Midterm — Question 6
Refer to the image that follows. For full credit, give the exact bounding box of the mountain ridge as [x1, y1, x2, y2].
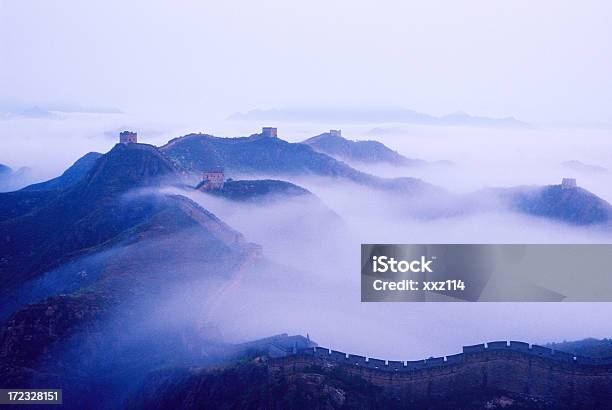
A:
[23, 152, 103, 192]
[161, 133, 437, 196]
[302, 132, 425, 166]
[204, 179, 311, 202]
[0, 142, 263, 401]
[0, 143, 250, 292]
[486, 184, 612, 226]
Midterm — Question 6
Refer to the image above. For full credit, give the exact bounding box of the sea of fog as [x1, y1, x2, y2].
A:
[2, 113, 612, 359]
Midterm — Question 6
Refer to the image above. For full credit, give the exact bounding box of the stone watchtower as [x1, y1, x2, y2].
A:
[561, 178, 577, 189]
[329, 129, 342, 137]
[120, 131, 138, 144]
[196, 168, 225, 191]
[261, 127, 278, 138]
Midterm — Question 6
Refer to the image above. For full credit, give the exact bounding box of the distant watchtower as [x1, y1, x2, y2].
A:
[262, 127, 278, 138]
[196, 168, 225, 191]
[120, 131, 138, 144]
[561, 178, 577, 189]
[329, 129, 342, 137]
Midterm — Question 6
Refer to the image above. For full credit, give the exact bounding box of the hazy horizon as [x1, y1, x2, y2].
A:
[2, 0, 612, 125]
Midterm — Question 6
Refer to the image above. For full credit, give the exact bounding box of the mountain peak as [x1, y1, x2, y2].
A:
[78, 143, 179, 198]
[493, 184, 612, 226]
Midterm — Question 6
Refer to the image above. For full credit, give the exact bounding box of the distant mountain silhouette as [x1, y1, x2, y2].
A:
[302, 132, 425, 166]
[0, 163, 33, 192]
[547, 338, 612, 358]
[0, 104, 122, 117]
[228, 108, 530, 128]
[561, 160, 608, 174]
[0, 163, 13, 192]
[19, 106, 55, 119]
[438, 111, 529, 128]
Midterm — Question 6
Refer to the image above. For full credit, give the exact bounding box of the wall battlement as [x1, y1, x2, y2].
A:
[271, 340, 612, 406]
[293, 341, 612, 372]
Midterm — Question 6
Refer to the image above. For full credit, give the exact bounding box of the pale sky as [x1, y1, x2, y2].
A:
[1, 0, 611, 124]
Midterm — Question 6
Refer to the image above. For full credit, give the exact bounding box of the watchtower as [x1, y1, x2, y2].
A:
[119, 131, 138, 144]
[262, 127, 278, 138]
[197, 168, 225, 191]
[329, 129, 342, 137]
[561, 178, 577, 189]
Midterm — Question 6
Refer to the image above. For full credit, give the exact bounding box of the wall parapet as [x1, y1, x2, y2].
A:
[287, 341, 612, 373]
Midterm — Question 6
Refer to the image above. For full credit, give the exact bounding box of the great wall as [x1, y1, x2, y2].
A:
[268, 340, 612, 407]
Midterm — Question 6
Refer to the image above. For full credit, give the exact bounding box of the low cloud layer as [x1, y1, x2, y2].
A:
[3, 114, 612, 360]
[171, 178, 612, 359]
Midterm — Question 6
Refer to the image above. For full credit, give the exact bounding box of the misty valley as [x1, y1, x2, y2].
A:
[1, 125, 612, 409]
